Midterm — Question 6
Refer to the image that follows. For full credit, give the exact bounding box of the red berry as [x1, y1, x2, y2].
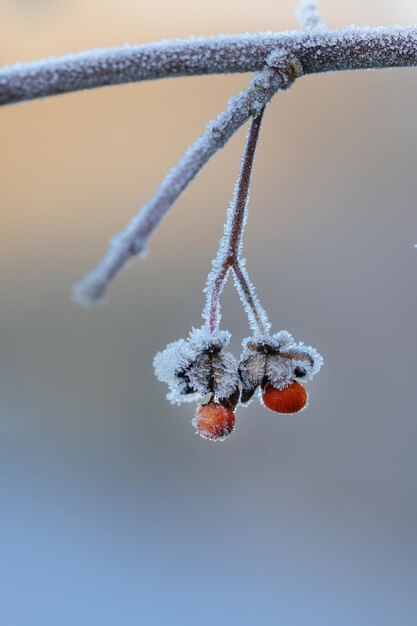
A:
[262, 381, 308, 414]
[193, 403, 236, 441]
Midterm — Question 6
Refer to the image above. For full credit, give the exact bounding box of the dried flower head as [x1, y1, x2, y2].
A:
[153, 327, 239, 407]
[238, 331, 323, 404]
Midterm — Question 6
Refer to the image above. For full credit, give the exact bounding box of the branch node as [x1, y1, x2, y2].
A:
[264, 49, 304, 85]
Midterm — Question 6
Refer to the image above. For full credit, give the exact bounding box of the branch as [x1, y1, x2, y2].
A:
[3, 24, 417, 304]
[3, 27, 417, 105]
[73, 50, 301, 304]
[296, 0, 326, 30]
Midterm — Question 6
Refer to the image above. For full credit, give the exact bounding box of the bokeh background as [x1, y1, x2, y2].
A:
[1, 1, 417, 624]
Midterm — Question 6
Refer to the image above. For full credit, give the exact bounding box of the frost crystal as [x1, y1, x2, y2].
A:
[238, 331, 323, 404]
[153, 327, 239, 406]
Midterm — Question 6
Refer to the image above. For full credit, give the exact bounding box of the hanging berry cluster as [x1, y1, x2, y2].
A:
[154, 108, 323, 441]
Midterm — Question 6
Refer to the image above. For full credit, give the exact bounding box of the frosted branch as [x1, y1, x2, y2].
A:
[3, 28, 417, 105]
[296, 1, 326, 30]
[74, 51, 301, 304]
[3, 22, 417, 304]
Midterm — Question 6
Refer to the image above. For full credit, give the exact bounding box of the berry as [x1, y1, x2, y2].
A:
[193, 402, 236, 441]
[262, 381, 308, 414]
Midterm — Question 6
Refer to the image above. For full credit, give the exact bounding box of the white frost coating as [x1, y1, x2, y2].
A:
[153, 338, 201, 404]
[73, 52, 295, 305]
[202, 112, 271, 334]
[69, 24, 417, 303]
[153, 327, 239, 405]
[201, 263, 230, 331]
[201, 123, 253, 328]
[201, 160, 250, 329]
[4, 27, 417, 106]
[242, 331, 295, 352]
[284, 341, 324, 379]
[187, 326, 231, 351]
[75, 51, 297, 305]
[239, 331, 323, 396]
[232, 260, 271, 334]
[265, 359, 294, 389]
[296, 0, 325, 31]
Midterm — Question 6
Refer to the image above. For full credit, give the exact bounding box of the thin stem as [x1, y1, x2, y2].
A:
[232, 261, 270, 335]
[227, 108, 265, 259]
[205, 108, 267, 334]
[73, 53, 299, 305]
[208, 266, 230, 334]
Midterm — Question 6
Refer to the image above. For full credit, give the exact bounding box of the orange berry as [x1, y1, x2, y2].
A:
[262, 381, 308, 414]
[193, 402, 235, 441]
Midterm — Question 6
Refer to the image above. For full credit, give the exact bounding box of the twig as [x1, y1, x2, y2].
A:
[3, 20, 417, 304]
[73, 51, 301, 304]
[3, 28, 417, 105]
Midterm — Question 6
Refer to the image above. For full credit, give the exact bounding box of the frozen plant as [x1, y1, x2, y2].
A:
[154, 109, 322, 440]
[1, 0, 416, 438]
[1, 1, 417, 302]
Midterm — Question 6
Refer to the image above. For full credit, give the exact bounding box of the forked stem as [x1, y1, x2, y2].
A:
[204, 108, 270, 334]
[232, 261, 270, 335]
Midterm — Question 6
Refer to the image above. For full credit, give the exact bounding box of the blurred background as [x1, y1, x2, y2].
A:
[1, 1, 417, 624]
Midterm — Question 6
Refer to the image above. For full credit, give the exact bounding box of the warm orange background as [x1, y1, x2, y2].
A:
[1, 1, 417, 624]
